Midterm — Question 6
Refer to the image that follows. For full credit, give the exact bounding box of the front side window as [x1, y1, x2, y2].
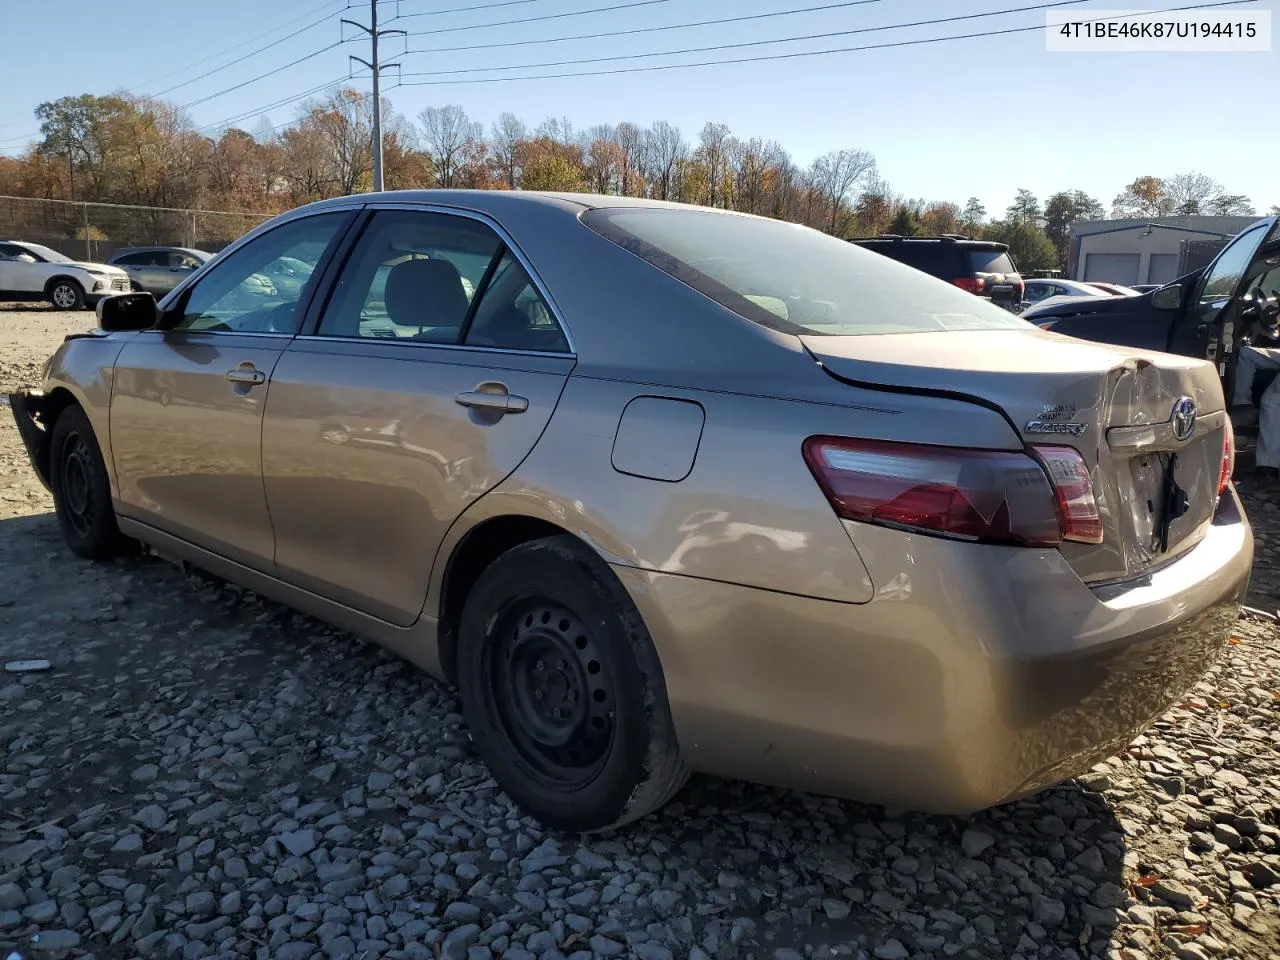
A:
[584, 208, 1029, 337]
[173, 213, 348, 334]
[1199, 223, 1271, 305]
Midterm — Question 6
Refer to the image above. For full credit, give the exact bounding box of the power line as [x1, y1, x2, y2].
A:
[134, 0, 348, 92]
[148, 5, 349, 98]
[405, 0, 895, 55]
[196, 76, 353, 134]
[399, 0, 1258, 86]
[401, 0, 1079, 76]
[397, 0, 674, 35]
[389, 0, 546, 17]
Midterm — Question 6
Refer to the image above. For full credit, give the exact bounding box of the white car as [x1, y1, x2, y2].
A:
[0, 240, 132, 310]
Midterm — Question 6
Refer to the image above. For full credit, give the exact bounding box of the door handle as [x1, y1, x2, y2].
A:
[455, 386, 528, 414]
[225, 366, 266, 385]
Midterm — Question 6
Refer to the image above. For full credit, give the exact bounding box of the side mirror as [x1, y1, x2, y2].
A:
[97, 292, 158, 332]
[1151, 285, 1183, 310]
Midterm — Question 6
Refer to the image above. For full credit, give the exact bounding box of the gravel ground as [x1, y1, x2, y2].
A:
[1, 305, 1278, 960]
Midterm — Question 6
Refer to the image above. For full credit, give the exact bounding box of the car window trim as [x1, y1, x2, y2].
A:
[456, 244, 507, 345]
[297, 200, 577, 356]
[160, 208, 361, 337]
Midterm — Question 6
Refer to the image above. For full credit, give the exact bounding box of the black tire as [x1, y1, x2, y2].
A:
[48, 405, 129, 560]
[47, 279, 85, 311]
[456, 535, 689, 832]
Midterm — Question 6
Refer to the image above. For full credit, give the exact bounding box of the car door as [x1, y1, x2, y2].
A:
[0, 243, 41, 294]
[110, 251, 156, 292]
[109, 210, 355, 571]
[1168, 218, 1280, 366]
[163, 251, 205, 294]
[262, 206, 575, 625]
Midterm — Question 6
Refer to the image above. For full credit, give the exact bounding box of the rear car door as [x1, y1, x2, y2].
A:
[262, 205, 575, 625]
[109, 211, 355, 571]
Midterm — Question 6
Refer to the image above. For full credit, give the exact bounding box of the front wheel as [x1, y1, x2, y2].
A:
[48, 280, 85, 311]
[456, 535, 689, 832]
[48, 405, 130, 560]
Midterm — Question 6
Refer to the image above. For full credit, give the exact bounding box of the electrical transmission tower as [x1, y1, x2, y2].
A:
[342, 0, 404, 192]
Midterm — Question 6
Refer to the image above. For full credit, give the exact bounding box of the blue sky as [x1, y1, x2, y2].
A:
[1, 0, 1276, 215]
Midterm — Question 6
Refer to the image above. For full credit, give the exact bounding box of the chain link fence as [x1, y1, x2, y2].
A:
[0, 195, 272, 262]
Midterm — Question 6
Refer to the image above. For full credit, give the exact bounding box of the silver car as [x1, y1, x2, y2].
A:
[9, 191, 1253, 832]
[107, 246, 212, 297]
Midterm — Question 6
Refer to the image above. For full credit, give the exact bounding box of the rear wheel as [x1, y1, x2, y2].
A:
[456, 535, 689, 832]
[49, 405, 129, 560]
[48, 280, 84, 311]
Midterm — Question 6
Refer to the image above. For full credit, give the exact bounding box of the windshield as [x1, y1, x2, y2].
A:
[17, 242, 72, 263]
[582, 208, 1030, 337]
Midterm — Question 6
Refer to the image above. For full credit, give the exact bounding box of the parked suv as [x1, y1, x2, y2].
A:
[849, 235, 1025, 309]
[0, 240, 131, 309]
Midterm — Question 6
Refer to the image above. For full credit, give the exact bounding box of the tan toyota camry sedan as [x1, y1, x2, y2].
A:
[9, 191, 1253, 832]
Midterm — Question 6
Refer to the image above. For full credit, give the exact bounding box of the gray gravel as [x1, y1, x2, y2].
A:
[2, 307, 1279, 959]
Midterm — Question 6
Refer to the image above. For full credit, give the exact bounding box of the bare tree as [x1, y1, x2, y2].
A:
[614, 122, 643, 196]
[696, 122, 731, 207]
[809, 147, 877, 234]
[643, 121, 685, 201]
[490, 112, 526, 189]
[419, 104, 482, 188]
[1164, 172, 1225, 216]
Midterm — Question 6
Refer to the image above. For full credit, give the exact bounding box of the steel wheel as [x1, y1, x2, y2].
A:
[484, 598, 615, 788]
[58, 427, 97, 540]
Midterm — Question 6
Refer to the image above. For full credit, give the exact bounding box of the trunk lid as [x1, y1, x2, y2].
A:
[803, 328, 1227, 582]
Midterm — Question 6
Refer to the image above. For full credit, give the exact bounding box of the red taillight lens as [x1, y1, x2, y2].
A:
[1036, 321, 1057, 330]
[1219, 421, 1235, 495]
[1030, 445, 1104, 544]
[953, 277, 983, 295]
[802, 437, 1065, 546]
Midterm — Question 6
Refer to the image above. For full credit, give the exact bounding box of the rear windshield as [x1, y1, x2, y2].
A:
[582, 208, 1030, 337]
[969, 249, 1017, 274]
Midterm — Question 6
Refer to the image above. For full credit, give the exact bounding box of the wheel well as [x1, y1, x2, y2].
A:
[32, 387, 80, 478]
[437, 515, 572, 684]
[43, 275, 84, 296]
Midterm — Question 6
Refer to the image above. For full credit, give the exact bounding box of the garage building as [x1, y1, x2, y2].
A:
[1068, 215, 1260, 286]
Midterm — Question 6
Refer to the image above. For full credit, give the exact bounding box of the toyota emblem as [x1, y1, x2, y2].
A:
[1171, 396, 1198, 442]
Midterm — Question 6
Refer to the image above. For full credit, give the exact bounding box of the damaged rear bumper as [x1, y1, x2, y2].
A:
[8, 387, 54, 493]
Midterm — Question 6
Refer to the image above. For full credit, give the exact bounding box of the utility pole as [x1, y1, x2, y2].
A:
[343, 0, 403, 192]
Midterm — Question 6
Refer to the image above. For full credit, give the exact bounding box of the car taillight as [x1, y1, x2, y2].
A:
[1036, 321, 1057, 330]
[1030, 445, 1104, 544]
[954, 277, 985, 295]
[1219, 421, 1235, 495]
[803, 437, 1074, 547]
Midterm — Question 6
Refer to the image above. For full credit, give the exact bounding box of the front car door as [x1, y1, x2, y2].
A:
[0, 242, 41, 295]
[1169, 218, 1280, 370]
[109, 210, 355, 570]
[262, 205, 575, 625]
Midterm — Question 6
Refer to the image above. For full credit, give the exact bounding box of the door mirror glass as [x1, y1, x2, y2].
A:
[1152, 285, 1183, 310]
[97, 292, 158, 331]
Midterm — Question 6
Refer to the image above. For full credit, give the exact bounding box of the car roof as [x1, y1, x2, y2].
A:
[112, 246, 209, 255]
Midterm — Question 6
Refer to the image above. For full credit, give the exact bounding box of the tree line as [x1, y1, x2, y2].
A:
[1, 89, 1274, 273]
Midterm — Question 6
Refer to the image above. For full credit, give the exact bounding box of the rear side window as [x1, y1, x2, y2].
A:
[969, 249, 1017, 274]
[583, 208, 1030, 337]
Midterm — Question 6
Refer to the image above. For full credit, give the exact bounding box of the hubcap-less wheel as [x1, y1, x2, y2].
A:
[486, 600, 615, 787]
[59, 429, 96, 539]
[52, 283, 78, 309]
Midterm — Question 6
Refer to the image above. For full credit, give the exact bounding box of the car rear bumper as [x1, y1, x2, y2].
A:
[8, 388, 53, 492]
[614, 488, 1252, 814]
